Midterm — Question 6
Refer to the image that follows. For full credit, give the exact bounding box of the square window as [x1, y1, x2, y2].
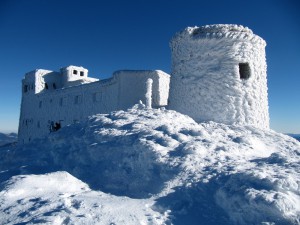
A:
[239, 63, 251, 80]
[80, 71, 84, 76]
[73, 70, 78, 75]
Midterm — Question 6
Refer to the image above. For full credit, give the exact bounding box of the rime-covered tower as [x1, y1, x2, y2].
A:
[168, 24, 269, 129]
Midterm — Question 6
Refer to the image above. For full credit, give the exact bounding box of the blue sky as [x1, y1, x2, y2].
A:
[0, 0, 299, 134]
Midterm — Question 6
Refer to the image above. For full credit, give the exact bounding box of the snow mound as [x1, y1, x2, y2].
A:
[0, 171, 166, 225]
[0, 132, 17, 147]
[1, 106, 300, 224]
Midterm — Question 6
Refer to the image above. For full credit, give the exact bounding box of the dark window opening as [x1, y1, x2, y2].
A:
[74, 95, 82, 104]
[73, 70, 78, 75]
[75, 96, 79, 104]
[24, 85, 28, 93]
[239, 63, 251, 80]
[80, 71, 84, 76]
[93, 92, 102, 102]
[49, 121, 61, 132]
[53, 83, 56, 89]
[45, 83, 49, 89]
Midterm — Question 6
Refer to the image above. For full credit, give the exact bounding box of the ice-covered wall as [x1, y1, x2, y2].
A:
[168, 24, 269, 129]
[18, 68, 170, 144]
[115, 70, 170, 109]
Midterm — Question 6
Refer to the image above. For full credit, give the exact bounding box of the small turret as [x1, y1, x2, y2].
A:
[61, 65, 89, 86]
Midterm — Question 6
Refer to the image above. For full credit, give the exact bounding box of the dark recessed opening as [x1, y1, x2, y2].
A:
[73, 70, 78, 75]
[239, 63, 251, 80]
[45, 83, 48, 89]
[80, 71, 84, 76]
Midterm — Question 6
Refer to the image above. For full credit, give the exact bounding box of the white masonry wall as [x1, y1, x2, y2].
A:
[18, 69, 170, 144]
[168, 24, 269, 129]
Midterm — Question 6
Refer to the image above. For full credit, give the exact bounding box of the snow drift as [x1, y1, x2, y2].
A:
[1, 106, 300, 224]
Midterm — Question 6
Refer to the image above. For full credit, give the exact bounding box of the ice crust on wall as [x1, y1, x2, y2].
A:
[169, 24, 269, 129]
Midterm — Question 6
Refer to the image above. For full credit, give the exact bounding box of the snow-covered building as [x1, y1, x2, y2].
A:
[18, 66, 170, 144]
[169, 24, 269, 129]
[18, 24, 269, 144]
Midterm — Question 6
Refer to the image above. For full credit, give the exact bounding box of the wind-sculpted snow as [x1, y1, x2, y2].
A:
[0, 172, 166, 224]
[1, 106, 300, 224]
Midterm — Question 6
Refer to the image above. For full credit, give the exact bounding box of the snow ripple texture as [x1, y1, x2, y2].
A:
[1, 106, 299, 224]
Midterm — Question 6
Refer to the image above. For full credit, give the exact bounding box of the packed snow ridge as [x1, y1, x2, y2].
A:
[1, 106, 300, 225]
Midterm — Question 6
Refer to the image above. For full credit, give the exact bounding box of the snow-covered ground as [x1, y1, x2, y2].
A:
[1, 106, 300, 224]
[287, 134, 300, 142]
[0, 132, 17, 147]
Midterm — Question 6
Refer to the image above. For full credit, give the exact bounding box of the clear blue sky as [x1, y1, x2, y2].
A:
[0, 0, 299, 134]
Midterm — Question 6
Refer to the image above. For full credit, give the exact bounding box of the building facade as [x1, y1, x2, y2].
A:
[18, 66, 170, 144]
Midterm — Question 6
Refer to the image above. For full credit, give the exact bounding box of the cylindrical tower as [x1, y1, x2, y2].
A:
[168, 24, 269, 129]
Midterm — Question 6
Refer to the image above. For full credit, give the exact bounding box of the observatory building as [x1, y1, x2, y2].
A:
[18, 24, 269, 144]
[18, 67, 170, 144]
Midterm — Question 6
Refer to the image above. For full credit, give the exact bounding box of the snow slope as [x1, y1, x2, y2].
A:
[1, 106, 300, 224]
[287, 134, 300, 142]
[0, 132, 17, 147]
[0, 172, 166, 224]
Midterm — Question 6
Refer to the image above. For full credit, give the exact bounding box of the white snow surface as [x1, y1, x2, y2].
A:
[1, 106, 300, 224]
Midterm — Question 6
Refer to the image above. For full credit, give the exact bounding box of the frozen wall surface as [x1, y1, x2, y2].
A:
[114, 70, 170, 109]
[18, 68, 170, 144]
[168, 24, 269, 129]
